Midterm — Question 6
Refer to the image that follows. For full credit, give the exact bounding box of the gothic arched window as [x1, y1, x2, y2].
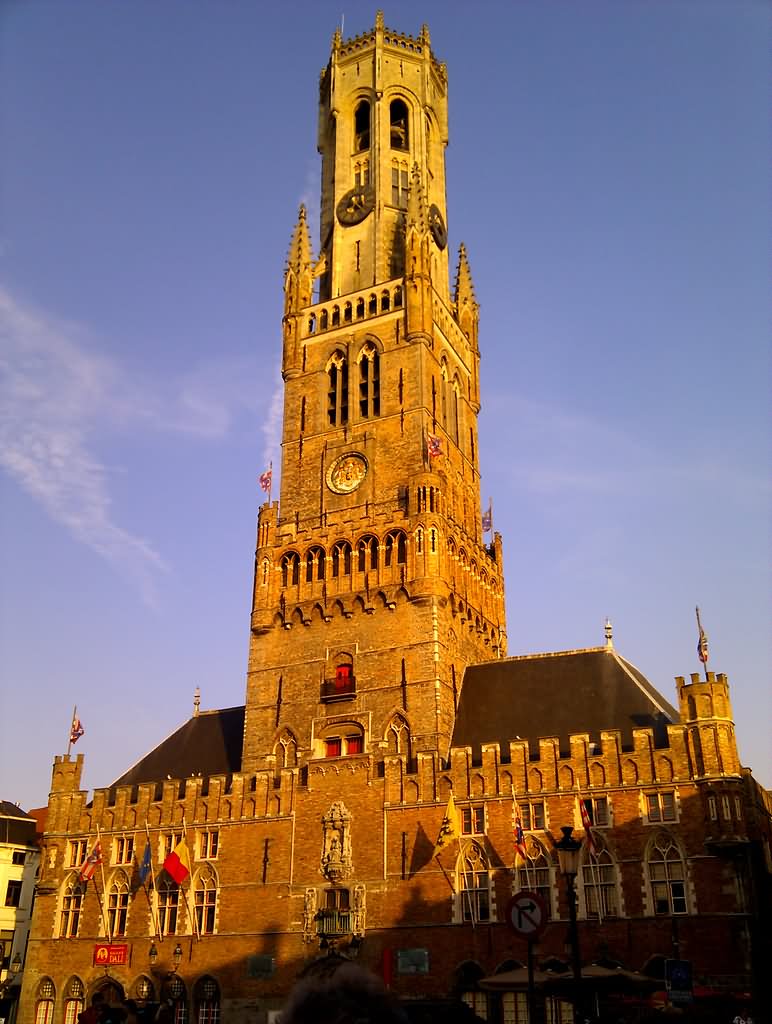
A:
[331, 541, 352, 578]
[354, 100, 370, 152]
[648, 833, 688, 915]
[327, 351, 349, 426]
[357, 535, 379, 572]
[195, 865, 218, 935]
[59, 876, 84, 938]
[305, 545, 326, 582]
[440, 358, 449, 429]
[390, 99, 409, 150]
[384, 530, 407, 568]
[386, 715, 410, 757]
[581, 845, 619, 918]
[281, 551, 300, 588]
[107, 872, 130, 936]
[157, 876, 180, 936]
[456, 843, 491, 923]
[515, 839, 554, 920]
[358, 343, 380, 419]
[63, 977, 85, 1024]
[34, 978, 56, 1024]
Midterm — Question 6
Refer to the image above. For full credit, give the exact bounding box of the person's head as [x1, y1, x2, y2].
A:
[281, 964, 407, 1024]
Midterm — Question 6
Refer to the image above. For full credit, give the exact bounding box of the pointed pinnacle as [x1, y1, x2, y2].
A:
[406, 163, 427, 233]
[287, 204, 312, 270]
[454, 242, 477, 305]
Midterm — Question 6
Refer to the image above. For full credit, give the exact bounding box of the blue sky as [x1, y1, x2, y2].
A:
[1, 0, 768, 809]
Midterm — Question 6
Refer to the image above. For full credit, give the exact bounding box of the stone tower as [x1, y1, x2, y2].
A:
[242, 13, 507, 773]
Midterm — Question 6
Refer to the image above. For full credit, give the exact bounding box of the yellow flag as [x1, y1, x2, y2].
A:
[433, 791, 461, 856]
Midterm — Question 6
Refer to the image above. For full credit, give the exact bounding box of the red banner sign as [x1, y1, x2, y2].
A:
[93, 943, 129, 966]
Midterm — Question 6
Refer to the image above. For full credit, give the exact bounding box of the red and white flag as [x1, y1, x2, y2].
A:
[70, 715, 84, 744]
[577, 796, 597, 856]
[259, 468, 272, 492]
[427, 433, 443, 459]
[79, 840, 102, 882]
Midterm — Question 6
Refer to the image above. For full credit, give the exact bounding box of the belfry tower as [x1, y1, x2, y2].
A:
[242, 13, 506, 773]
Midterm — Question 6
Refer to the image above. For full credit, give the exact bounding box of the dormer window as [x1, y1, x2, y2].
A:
[354, 100, 370, 152]
[390, 99, 409, 150]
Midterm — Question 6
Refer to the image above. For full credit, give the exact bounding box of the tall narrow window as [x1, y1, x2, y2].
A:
[357, 535, 378, 572]
[358, 343, 380, 418]
[331, 542, 352, 578]
[107, 874, 130, 936]
[390, 99, 409, 149]
[354, 100, 370, 151]
[306, 546, 326, 582]
[391, 162, 409, 208]
[515, 841, 553, 920]
[63, 978, 85, 1024]
[440, 360, 449, 428]
[281, 552, 300, 587]
[158, 878, 180, 936]
[35, 980, 56, 1024]
[327, 352, 349, 426]
[60, 877, 84, 937]
[457, 843, 491, 922]
[581, 848, 618, 918]
[648, 834, 688, 915]
[195, 976, 221, 1024]
[195, 866, 218, 935]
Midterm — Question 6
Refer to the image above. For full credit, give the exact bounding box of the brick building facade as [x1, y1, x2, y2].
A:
[19, 14, 770, 1024]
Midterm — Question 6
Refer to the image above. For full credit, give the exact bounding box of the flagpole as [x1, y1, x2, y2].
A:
[181, 819, 199, 937]
[67, 705, 77, 757]
[576, 785, 603, 923]
[434, 853, 456, 895]
[268, 460, 273, 506]
[460, 839, 477, 929]
[95, 824, 112, 942]
[144, 823, 161, 940]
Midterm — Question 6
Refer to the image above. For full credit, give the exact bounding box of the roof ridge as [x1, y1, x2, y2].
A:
[479, 646, 611, 665]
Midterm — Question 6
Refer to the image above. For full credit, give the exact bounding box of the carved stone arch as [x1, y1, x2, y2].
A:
[657, 756, 674, 782]
[528, 767, 543, 793]
[384, 712, 411, 754]
[471, 773, 485, 797]
[275, 727, 298, 769]
[559, 764, 574, 790]
[622, 758, 639, 784]
[356, 333, 384, 357]
[291, 606, 304, 626]
[103, 811, 114, 830]
[405, 779, 419, 803]
[272, 611, 284, 628]
[438, 776, 452, 801]
[312, 602, 325, 622]
[590, 762, 606, 787]
[332, 599, 346, 618]
[374, 590, 390, 609]
[353, 595, 366, 614]
[395, 586, 410, 605]
[125, 808, 136, 828]
[148, 805, 161, 827]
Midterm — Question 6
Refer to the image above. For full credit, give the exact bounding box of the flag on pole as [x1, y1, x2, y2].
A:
[163, 837, 191, 884]
[427, 433, 443, 460]
[433, 792, 461, 856]
[577, 796, 597, 856]
[137, 841, 152, 885]
[79, 840, 102, 882]
[259, 468, 273, 492]
[512, 789, 528, 861]
[696, 606, 709, 665]
[70, 715, 84, 745]
[481, 504, 492, 533]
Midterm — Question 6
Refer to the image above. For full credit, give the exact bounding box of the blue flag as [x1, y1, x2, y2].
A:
[138, 841, 152, 885]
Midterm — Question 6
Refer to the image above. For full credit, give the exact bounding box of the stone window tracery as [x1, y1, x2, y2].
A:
[59, 875, 84, 938]
[456, 842, 491, 923]
[648, 833, 688, 915]
[327, 350, 349, 426]
[358, 343, 380, 419]
[195, 865, 218, 935]
[107, 871, 130, 936]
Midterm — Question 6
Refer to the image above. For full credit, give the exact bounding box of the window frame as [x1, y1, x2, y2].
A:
[460, 805, 486, 836]
[199, 830, 219, 861]
[645, 791, 677, 824]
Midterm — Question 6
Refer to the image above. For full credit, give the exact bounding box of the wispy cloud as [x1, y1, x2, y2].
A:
[0, 287, 267, 603]
[484, 394, 769, 501]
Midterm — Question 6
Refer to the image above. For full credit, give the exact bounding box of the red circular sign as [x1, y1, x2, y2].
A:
[505, 890, 548, 938]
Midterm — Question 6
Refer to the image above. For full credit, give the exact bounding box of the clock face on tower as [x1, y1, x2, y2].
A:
[336, 187, 375, 226]
[326, 452, 368, 494]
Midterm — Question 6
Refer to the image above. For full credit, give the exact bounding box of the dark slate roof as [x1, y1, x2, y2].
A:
[0, 801, 34, 819]
[452, 647, 679, 759]
[111, 707, 245, 788]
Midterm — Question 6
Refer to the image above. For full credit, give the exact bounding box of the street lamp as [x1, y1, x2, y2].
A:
[555, 825, 584, 1023]
[10, 954, 22, 978]
[149, 942, 158, 966]
[172, 943, 183, 972]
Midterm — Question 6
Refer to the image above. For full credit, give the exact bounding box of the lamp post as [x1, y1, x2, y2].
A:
[172, 944, 183, 972]
[555, 825, 584, 1024]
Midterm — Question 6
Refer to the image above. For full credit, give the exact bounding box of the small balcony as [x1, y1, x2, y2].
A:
[320, 676, 356, 703]
[315, 908, 353, 938]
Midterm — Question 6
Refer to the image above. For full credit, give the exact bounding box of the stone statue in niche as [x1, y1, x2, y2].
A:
[302, 887, 317, 943]
[352, 883, 366, 937]
[321, 800, 353, 881]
